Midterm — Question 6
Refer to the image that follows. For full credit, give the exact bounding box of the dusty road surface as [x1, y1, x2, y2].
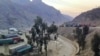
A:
[47, 35, 79, 56]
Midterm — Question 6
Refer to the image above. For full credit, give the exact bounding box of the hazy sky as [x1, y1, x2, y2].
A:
[42, 0, 100, 17]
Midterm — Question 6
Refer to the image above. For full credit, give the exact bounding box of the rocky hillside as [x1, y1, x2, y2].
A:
[0, 0, 72, 29]
[58, 27, 99, 56]
[73, 7, 100, 26]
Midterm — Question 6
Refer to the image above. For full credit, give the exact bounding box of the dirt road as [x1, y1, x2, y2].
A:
[47, 35, 79, 56]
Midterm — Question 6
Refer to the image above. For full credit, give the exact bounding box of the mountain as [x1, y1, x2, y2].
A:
[73, 7, 100, 26]
[0, 0, 72, 29]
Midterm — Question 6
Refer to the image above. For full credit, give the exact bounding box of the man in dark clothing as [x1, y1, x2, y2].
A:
[54, 33, 58, 41]
[34, 25, 40, 34]
[47, 33, 50, 41]
[38, 33, 43, 54]
[82, 25, 89, 50]
[31, 27, 36, 42]
[77, 29, 82, 47]
[44, 34, 48, 52]
[43, 34, 48, 56]
[35, 34, 40, 47]
[76, 26, 82, 44]
[75, 26, 82, 54]
[76, 26, 82, 38]
[83, 25, 89, 36]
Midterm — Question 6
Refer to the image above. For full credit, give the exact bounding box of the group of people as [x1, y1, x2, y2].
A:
[75, 25, 89, 54]
[25, 26, 51, 55]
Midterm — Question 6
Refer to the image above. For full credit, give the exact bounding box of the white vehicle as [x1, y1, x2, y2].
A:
[8, 28, 23, 35]
[8, 28, 18, 34]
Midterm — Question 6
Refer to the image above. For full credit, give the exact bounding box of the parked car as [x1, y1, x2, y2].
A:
[8, 28, 23, 35]
[5, 34, 19, 38]
[8, 28, 18, 34]
[8, 34, 24, 43]
[0, 44, 33, 56]
[0, 34, 24, 44]
[18, 31, 23, 35]
[9, 44, 33, 56]
[13, 37, 24, 44]
[0, 38, 14, 45]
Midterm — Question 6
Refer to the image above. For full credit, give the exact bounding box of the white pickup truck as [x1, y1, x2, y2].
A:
[8, 28, 22, 35]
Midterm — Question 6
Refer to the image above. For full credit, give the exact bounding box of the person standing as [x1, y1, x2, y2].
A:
[38, 33, 43, 54]
[82, 25, 89, 50]
[25, 33, 32, 45]
[44, 34, 48, 56]
[31, 27, 36, 43]
[75, 26, 82, 54]
[83, 25, 89, 36]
